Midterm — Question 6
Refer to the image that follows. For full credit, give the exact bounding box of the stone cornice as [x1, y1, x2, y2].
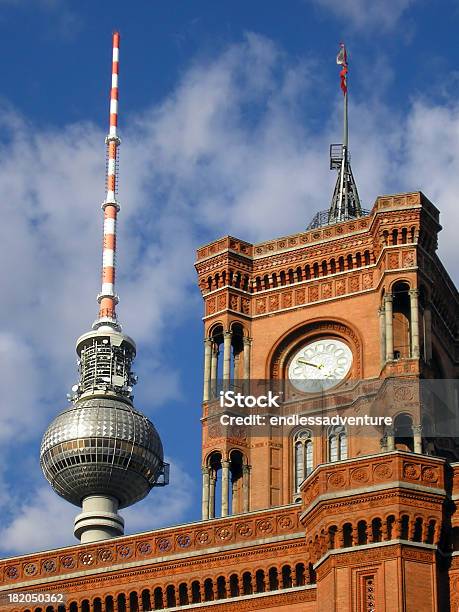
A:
[195, 192, 432, 266]
[299, 451, 446, 521]
[313, 540, 436, 570]
[301, 481, 445, 521]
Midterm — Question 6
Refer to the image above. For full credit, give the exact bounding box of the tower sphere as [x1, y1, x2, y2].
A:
[40, 397, 164, 509]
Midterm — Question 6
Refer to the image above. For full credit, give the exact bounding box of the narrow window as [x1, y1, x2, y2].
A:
[294, 430, 313, 492]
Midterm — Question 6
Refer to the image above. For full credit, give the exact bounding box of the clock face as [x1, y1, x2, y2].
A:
[288, 338, 353, 393]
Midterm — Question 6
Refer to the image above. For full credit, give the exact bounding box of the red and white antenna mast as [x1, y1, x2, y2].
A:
[94, 31, 122, 331]
[40, 32, 168, 546]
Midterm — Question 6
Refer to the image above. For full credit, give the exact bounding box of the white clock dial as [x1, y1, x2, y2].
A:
[288, 339, 353, 392]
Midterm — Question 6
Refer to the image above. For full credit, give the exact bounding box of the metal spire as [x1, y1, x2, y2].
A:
[94, 31, 121, 331]
[328, 43, 362, 224]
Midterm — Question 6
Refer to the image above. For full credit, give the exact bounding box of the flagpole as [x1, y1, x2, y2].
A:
[342, 87, 349, 218]
[328, 42, 361, 225]
[340, 45, 349, 220]
[343, 89, 348, 150]
[338, 144, 345, 221]
[337, 91, 348, 221]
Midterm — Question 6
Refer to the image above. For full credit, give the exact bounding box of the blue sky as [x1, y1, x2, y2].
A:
[0, 0, 458, 556]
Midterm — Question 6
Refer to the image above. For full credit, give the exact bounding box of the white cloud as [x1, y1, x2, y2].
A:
[308, 0, 415, 30]
[0, 33, 458, 554]
[0, 487, 76, 554]
[395, 101, 459, 266]
[0, 459, 195, 555]
[0, 333, 46, 442]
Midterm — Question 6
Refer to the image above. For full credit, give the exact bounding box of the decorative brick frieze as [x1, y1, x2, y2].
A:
[300, 452, 445, 511]
[196, 193, 451, 340]
[0, 506, 303, 588]
[197, 237, 254, 262]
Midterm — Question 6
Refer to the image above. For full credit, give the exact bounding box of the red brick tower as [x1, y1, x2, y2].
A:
[195, 189, 459, 609]
[194, 47, 459, 610]
[195, 43, 458, 526]
[196, 189, 458, 511]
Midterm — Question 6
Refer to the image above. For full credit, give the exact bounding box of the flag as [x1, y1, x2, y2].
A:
[336, 43, 348, 96]
[336, 43, 347, 66]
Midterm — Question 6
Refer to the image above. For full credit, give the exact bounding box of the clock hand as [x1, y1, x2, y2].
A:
[297, 358, 324, 369]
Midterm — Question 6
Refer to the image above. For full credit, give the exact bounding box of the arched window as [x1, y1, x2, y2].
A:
[328, 426, 347, 462]
[207, 451, 222, 518]
[178, 584, 188, 606]
[229, 449, 245, 515]
[128, 593, 139, 612]
[166, 585, 176, 608]
[394, 413, 414, 452]
[392, 282, 411, 359]
[294, 430, 313, 491]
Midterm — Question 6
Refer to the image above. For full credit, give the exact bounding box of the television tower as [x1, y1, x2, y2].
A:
[40, 32, 168, 544]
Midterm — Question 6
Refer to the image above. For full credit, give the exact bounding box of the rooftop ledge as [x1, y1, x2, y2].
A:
[299, 450, 446, 519]
[195, 191, 440, 263]
[0, 451, 450, 588]
[0, 503, 303, 587]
